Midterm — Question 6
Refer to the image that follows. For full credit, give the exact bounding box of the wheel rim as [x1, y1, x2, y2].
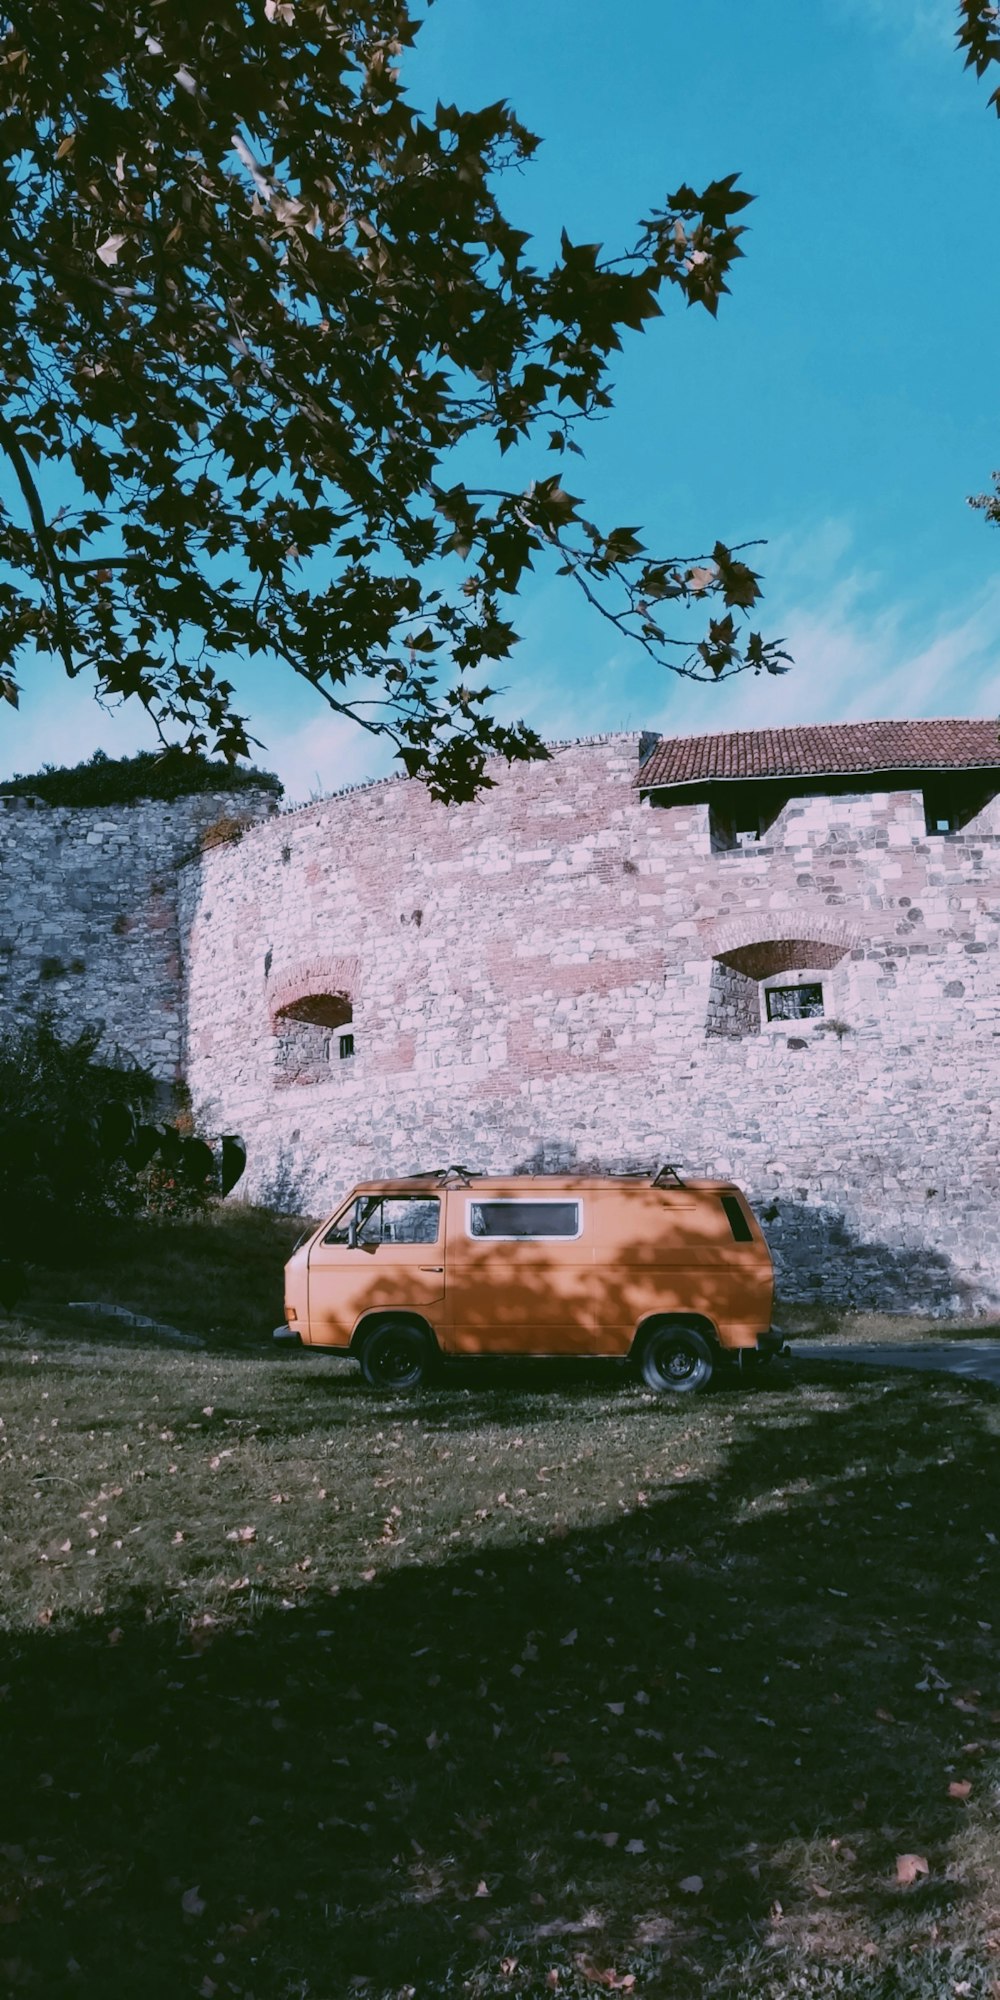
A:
[649, 1337, 701, 1386]
[372, 1332, 423, 1386]
[664, 1346, 697, 1380]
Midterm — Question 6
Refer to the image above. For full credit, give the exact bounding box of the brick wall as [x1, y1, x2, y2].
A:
[178, 737, 1000, 1317]
[0, 787, 277, 1081]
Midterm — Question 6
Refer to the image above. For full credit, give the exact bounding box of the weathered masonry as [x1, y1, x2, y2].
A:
[2, 718, 999, 1314]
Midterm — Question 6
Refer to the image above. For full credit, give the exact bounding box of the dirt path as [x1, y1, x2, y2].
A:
[791, 1338, 1000, 1387]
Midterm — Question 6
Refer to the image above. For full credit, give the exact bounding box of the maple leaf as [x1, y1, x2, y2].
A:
[896, 1854, 929, 1885]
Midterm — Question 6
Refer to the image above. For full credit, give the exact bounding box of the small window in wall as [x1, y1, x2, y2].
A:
[924, 786, 960, 835]
[274, 991, 353, 1087]
[923, 780, 997, 835]
[710, 803, 764, 851]
[468, 1199, 581, 1240]
[764, 981, 824, 1022]
[709, 787, 784, 853]
[324, 1196, 440, 1245]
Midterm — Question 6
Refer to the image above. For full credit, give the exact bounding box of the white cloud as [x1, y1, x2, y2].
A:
[6, 523, 998, 801]
[0, 654, 395, 803]
[261, 707, 395, 804]
[648, 554, 1000, 740]
[824, 0, 954, 56]
[0, 659, 162, 780]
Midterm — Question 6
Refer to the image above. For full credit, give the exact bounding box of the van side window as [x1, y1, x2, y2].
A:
[324, 1197, 440, 1245]
[720, 1194, 754, 1243]
[468, 1200, 581, 1240]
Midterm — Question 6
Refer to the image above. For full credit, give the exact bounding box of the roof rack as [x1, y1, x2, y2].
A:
[417, 1164, 478, 1185]
[651, 1163, 687, 1188]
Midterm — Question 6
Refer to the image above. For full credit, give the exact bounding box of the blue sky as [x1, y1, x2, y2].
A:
[5, 0, 1000, 798]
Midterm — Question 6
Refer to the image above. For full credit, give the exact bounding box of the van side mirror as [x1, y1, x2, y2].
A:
[347, 1220, 358, 1249]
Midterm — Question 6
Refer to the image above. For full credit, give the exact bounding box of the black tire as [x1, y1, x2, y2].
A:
[359, 1318, 434, 1392]
[637, 1323, 715, 1395]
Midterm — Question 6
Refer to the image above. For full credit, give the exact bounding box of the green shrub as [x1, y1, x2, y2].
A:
[0, 1018, 244, 1302]
[0, 745, 282, 808]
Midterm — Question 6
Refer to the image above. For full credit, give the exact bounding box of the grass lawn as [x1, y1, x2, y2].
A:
[1, 1220, 1000, 1998]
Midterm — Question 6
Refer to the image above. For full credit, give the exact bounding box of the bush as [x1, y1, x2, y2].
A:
[0, 1019, 245, 1300]
[0, 746, 282, 808]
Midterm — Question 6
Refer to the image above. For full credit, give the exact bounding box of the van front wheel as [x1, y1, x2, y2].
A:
[359, 1319, 433, 1393]
[638, 1324, 714, 1395]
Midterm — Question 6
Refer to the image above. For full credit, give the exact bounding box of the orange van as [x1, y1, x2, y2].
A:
[278, 1167, 784, 1394]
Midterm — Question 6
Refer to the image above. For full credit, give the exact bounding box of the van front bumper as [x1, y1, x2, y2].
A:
[273, 1324, 301, 1347]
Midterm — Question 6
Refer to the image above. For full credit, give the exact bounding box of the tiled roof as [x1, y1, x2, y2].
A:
[636, 718, 1000, 790]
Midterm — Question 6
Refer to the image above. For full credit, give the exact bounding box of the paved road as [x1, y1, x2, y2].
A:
[791, 1340, 1000, 1388]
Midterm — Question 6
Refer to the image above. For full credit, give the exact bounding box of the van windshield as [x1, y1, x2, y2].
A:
[325, 1196, 440, 1245]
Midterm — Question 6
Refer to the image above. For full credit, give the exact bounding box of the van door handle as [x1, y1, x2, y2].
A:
[419, 1264, 444, 1272]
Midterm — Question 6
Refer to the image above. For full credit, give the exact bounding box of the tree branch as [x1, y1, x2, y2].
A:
[0, 414, 76, 677]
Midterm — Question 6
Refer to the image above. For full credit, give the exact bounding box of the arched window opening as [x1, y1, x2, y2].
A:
[273, 991, 354, 1086]
[706, 938, 848, 1039]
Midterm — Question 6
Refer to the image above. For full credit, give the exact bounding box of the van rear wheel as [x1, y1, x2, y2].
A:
[638, 1324, 714, 1395]
[359, 1318, 433, 1393]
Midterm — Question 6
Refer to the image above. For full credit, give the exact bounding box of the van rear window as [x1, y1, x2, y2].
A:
[469, 1200, 581, 1240]
[720, 1194, 754, 1243]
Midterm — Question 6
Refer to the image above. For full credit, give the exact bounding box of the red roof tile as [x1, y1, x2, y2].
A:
[636, 718, 1000, 790]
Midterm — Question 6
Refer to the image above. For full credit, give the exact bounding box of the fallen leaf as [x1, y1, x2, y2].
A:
[678, 1874, 703, 1895]
[896, 1854, 929, 1886]
[225, 1526, 256, 1544]
[625, 1839, 645, 1854]
[948, 1780, 972, 1800]
[560, 1630, 578, 1647]
[474, 1879, 490, 1898]
[181, 1886, 206, 1916]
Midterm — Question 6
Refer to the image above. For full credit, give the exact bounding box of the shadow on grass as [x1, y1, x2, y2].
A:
[2, 1378, 999, 1999]
[11, 1205, 305, 1349]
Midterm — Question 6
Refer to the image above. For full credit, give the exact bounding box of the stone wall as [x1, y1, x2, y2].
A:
[0, 787, 277, 1081]
[179, 736, 1000, 1317]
